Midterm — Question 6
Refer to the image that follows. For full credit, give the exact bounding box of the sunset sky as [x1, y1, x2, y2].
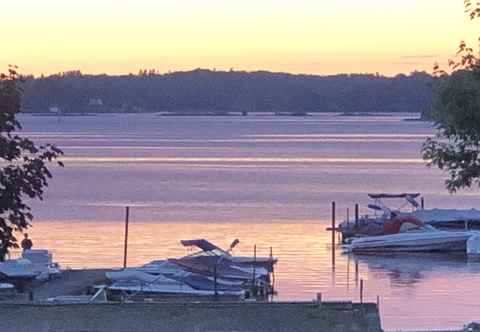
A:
[1, 0, 477, 76]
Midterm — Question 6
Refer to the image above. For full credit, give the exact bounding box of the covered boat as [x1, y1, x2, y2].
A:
[0, 250, 61, 282]
[105, 270, 245, 299]
[104, 239, 275, 301]
[338, 193, 480, 241]
[343, 216, 480, 253]
[180, 239, 277, 272]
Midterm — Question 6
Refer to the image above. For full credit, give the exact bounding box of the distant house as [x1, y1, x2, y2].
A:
[88, 98, 104, 107]
[48, 106, 61, 113]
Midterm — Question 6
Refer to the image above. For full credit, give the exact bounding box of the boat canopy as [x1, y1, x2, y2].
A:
[368, 204, 383, 211]
[180, 239, 223, 252]
[368, 193, 421, 199]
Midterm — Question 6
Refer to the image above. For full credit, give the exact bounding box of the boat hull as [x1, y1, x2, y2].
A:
[344, 231, 473, 253]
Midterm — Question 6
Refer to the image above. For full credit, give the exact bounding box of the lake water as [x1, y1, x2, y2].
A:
[15, 113, 480, 330]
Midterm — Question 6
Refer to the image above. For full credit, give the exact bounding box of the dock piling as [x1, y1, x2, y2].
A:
[331, 202, 336, 246]
[355, 204, 359, 229]
[270, 247, 275, 293]
[123, 206, 130, 269]
[331, 202, 336, 268]
[252, 245, 257, 288]
[360, 279, 364, 304]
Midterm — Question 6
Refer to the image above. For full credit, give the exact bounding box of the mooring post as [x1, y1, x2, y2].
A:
[270, 246, 275, 292]
[123, 206, 130, 269]
[214, 263, 218, 299]
[331, 201, 336, 245]
[355, 260, 359, 287]
[346, 208, 350, 227]
[331, 202, 336, 268]
[355, 203, 359, 229]
[360, 279, 364, 304]
[252, 244, 257, 288]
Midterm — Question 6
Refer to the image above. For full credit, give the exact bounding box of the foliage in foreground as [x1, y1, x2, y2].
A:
[0, 67, 63, 260]
[422, 1, 480, 192]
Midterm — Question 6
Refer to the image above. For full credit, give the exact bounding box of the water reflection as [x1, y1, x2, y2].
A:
[351, 253, 480, 287]
[16, 113, 480, 330]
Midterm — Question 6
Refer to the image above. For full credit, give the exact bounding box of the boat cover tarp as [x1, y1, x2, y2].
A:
[412, 209, 480, 223]
[368, 193, 420, 199]
[180, 239, 223, 252]
[169, 256, 253, 280]
[168, 273, 243, 292]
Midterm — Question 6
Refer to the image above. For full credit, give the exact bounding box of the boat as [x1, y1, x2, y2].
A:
[105, 270, 245, 299]
[338, 193, 480, 241]
[343, 216, 480, 253]
[180, 239, 277, 272]
[104, 239, 275, 300]
[0, 249, 61, 282]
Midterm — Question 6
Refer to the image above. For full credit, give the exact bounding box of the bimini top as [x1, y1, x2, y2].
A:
[180, 239, 223, 253]
[368, 193, 421, 199]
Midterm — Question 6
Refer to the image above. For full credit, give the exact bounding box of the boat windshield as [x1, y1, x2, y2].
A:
[184, 248, 230, 258]
[399, 224, 438, 233]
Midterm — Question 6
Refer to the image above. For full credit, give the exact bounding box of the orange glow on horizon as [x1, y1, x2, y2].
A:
[1, 0, 478, 76]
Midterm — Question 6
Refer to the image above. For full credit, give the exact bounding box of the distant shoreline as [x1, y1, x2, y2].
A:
[22, 111, 421, 118]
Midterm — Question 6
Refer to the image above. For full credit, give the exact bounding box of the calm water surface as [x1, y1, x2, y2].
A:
[15, 113, 480, 330]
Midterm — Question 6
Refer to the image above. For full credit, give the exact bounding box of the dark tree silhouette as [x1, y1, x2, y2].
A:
[422, 1, 480, 192]
[0, 66, 63, 260]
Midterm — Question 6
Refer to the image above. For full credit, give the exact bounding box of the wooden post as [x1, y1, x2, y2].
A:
[355, 204, 359, 229]
[421, 197, 425, 210]
[252, 245, 257, 287]
[123, 206, 130, 269]
[270, 247, 275, 293]
[360, 279, 364, 304]
[331, 202, 336, 246]
[355, 260, 359, 287]
[346, 208, 350, 227]
[214, 263, 218, 299]
[331, 202, 336, 268]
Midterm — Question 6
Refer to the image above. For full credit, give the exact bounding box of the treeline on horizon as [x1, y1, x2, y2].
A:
[21, 69, 434, 114]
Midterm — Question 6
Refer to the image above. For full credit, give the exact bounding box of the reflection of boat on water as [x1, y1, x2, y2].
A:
[351, 252, 480, 286]
[343, 216, 480, 253]
[338, 193, 480, 241]
[105, 239, 277, 301]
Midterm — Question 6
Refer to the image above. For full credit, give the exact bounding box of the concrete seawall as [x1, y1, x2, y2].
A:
[0, 301, 382, 332]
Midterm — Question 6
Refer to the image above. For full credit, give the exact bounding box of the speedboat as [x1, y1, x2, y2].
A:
[343, 217, 480, 253]
[338, 193, 480, 241]
[104, 239, 275, 300]
[106, 270, 245, 298]
[180, 239, 277, 272]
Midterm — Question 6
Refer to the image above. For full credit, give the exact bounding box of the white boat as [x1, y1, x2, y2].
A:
[105, 270, 245, 298]
[338, 193, 480, 241]
[0, 250, 60, 281]
[344, 225, 480, 253]
[180, 239, 277, 272]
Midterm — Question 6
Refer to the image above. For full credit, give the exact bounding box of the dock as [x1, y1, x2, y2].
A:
[0, 300, 382, 332]
[0, 268, 383, 332]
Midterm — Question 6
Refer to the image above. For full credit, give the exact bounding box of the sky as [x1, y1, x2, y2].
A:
[1, 0, 478, 76]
